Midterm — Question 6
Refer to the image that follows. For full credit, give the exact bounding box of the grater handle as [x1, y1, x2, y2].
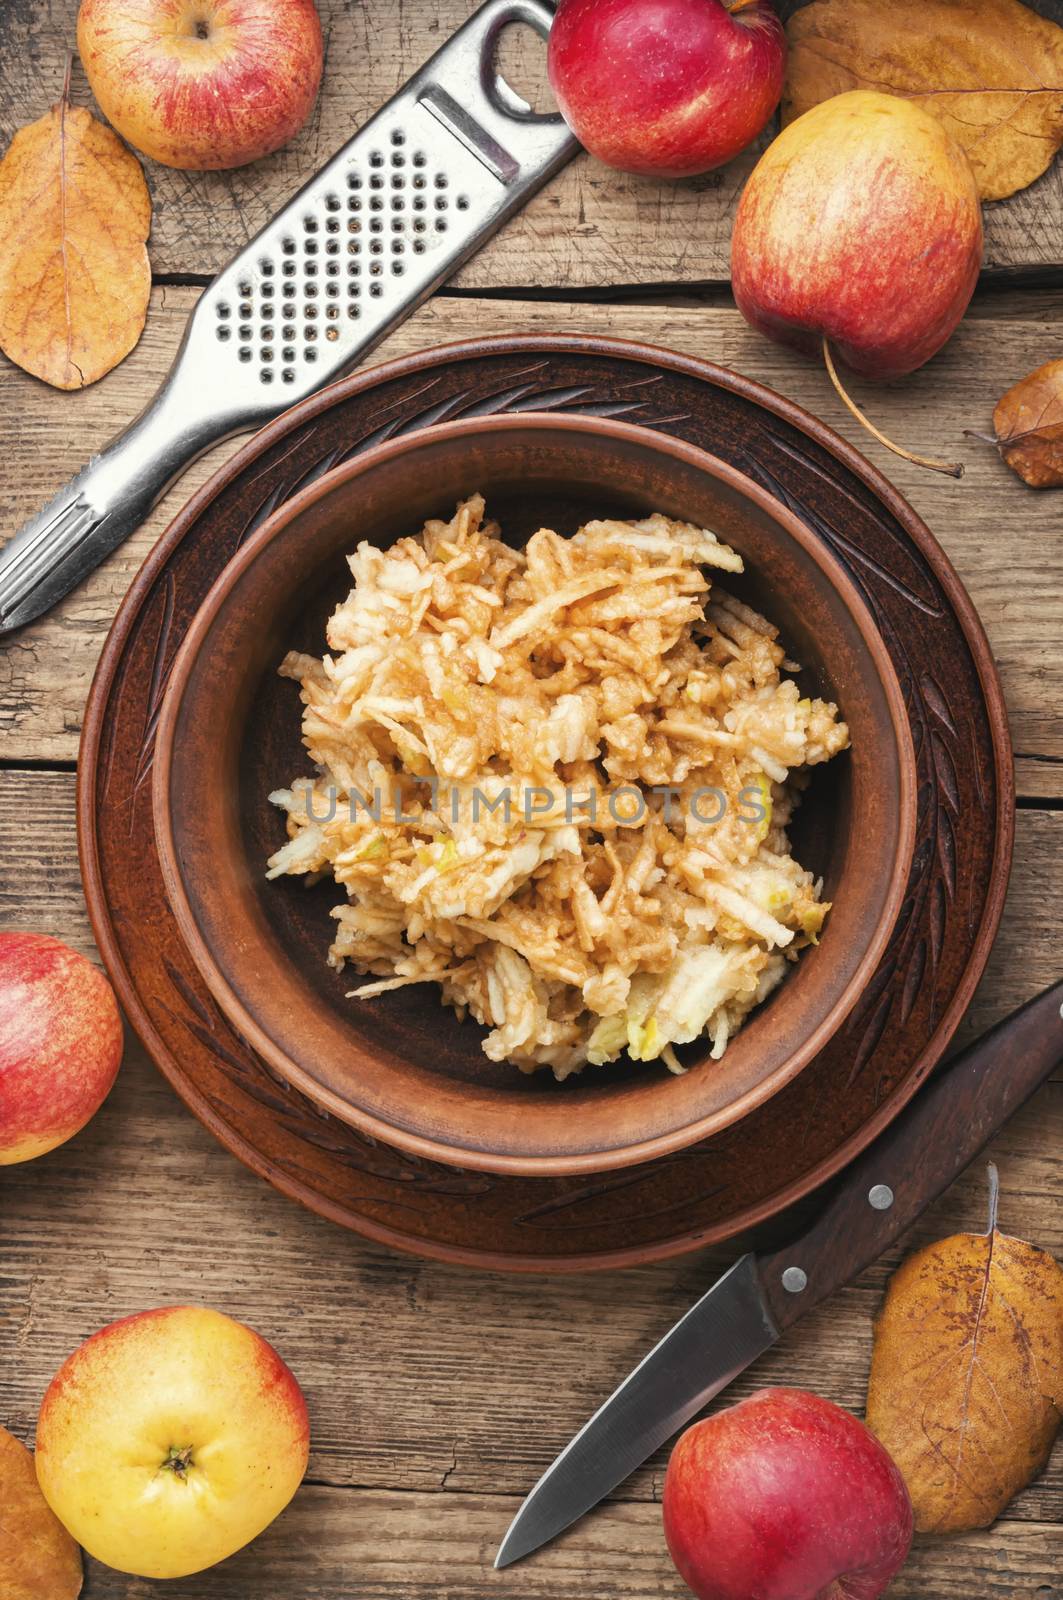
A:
[0, 367, 228, 637]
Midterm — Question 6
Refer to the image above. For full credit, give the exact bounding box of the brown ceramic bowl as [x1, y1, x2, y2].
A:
[153, 413, 916, 1177]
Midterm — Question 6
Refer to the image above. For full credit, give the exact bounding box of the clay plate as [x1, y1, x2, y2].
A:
[79, 336, 1012, 1269]
[152, 414, 915, 1177]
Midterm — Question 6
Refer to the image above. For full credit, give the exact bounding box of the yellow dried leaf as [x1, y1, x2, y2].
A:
[0, 87, 150, 390]
[0, 1423, 82, 1599]
[866, 1171, 1063, 1533]
[987, 359, 1063, 487]
[784, 0, 1063, 201]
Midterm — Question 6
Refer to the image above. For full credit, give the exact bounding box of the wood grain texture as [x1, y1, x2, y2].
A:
[1, 291, 1061, 798]
[1, 0, 1062, 288]
[1, 772, 1060, 1534]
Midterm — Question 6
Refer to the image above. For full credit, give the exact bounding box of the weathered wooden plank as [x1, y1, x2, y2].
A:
[1, 0, 1062, 287]
[65, 1489, 1063, 1598]
[1, 291, 1061, 795]
[1, 771, 1061, 1537]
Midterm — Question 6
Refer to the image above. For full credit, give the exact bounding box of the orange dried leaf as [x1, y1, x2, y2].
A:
[988, 359, 1063, 487]
[866, 1172, 1063, 1533]
[0, 1423, 82, 1599]
[0, 90, 150, 390]
[784, 0, 1063, 201]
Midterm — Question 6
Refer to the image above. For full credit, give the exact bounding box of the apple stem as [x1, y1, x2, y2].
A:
[61, 50, 73, 107]
[986, 1161, 1000, 1235]
[822, 340, 964, 480]
[963, 428, 999, 448]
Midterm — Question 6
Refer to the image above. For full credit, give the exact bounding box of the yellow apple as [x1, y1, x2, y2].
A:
[35, 1305, 309, 1579]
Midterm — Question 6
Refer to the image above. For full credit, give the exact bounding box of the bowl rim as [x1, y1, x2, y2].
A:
[152, 409, 918, 1177]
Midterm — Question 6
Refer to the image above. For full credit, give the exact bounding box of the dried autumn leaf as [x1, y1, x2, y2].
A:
[980, 358, 1063, 487]
[0, 81, 150, 390]
[784, 0, 1063, 201]
[0, 1423, 82, 1599]
[866, 1167, 1063, 1533]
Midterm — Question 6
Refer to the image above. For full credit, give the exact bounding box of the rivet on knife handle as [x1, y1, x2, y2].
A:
[0, 0, 577, 637]
[760, 977, 1063, 1331]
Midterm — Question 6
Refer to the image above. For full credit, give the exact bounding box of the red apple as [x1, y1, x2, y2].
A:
[548, 0, 786, 178]
[77, 0, 324, 171]
[663, 1388, 913, 1600]
[36, 1306, 310, 1578]
[731, 90, 983, 379]
[0, 932, 122, 1165]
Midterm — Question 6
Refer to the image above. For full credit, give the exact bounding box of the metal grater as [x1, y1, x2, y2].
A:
[0, 0, 577, 636]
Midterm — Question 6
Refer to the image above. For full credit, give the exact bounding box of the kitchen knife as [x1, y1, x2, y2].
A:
[0, 0, 576, 636]
[496, 976, 1063, 1568]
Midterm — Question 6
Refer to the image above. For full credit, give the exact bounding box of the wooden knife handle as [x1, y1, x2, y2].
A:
[759, 979, 1063, 1331]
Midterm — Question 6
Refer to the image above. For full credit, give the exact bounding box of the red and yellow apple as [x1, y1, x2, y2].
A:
[663, 1388, 914, 1600]
[731, 90, 983, 378]
[77, 0, 324, 171]
[0, 931, 122, 1166]
[548, 0, 786, 178]
[35, 1306, 310, 1579]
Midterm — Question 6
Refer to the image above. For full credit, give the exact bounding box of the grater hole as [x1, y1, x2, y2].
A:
[347, 170, 361, 189]
[413, 197, 426, 212]
[326, 281, 339, 296]
[262, 305, 274, 320]
[392, 153, 405, 169]
[457, 194, 470, 210]
[326, 241, 339, 257]
[391, 129, 404, 146]
[326, 301, 339, 316]
[283, 282, 296, 298]
[348, 218, 361, 235]
[239, 300, 252, 316]
[282, 238, 295, 255]
[435, 195, 447, 210]
[326, 261, 339, 276]
[391, 236, 404, 251]
[370, 197, 383, 211]
[282, 368, 295, 383]
[306, 281, 318, 295]
[283, 345, 295, 360]
[283, 262, 296, 277]
[392, 261, 404, 276]
[305, 261, 318, 276]
[305, 239, 318, 255]
[261, 369, 273, 383]
[413, 238, 426, 253]
[238, 279, 251, 295]
[239, 347, 252, 362]
[305, 324, 318, 338]
[348, 196, 362, 213]
[260, 345, 273, 360]
[305, 347, 318, 362]
[305, 304, 318, 319]
[304, 214, 318, 232]
[216, 325, 231, 340]
[393, 195, 405, 211]
[260, 258, 274, 275]
[326, 325, 339, 341]
[435, 173, 448, 188]
[413, 218, 426, 233]
[217, 302, 230, 318]
[369, 282, 382, 296]
[370, 259, 382, 273]
[391, 174, 403, 189]
[283, 324, 295, 339]
[413, 150, 426, 167]
[239, 323, 252, 339]
[412, 175, 426, 189]
[348, 302, 361, 318]
[326, 219, 340, 234]
[262, 282, 274, 297]
[435, 217, 447, 232]
[325, 193, 341, 212]
[370, 175, 384, 191]
[369, 150, 383, 167]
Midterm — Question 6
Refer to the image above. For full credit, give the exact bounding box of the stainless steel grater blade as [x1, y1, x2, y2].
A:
[0, 0, 577, 637]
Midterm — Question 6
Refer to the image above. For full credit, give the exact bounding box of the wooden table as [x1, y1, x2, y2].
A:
[2, 4, 1062, 1595]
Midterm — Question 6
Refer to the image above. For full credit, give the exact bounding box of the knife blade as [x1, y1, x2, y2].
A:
[496, 976, 1063, 1568]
